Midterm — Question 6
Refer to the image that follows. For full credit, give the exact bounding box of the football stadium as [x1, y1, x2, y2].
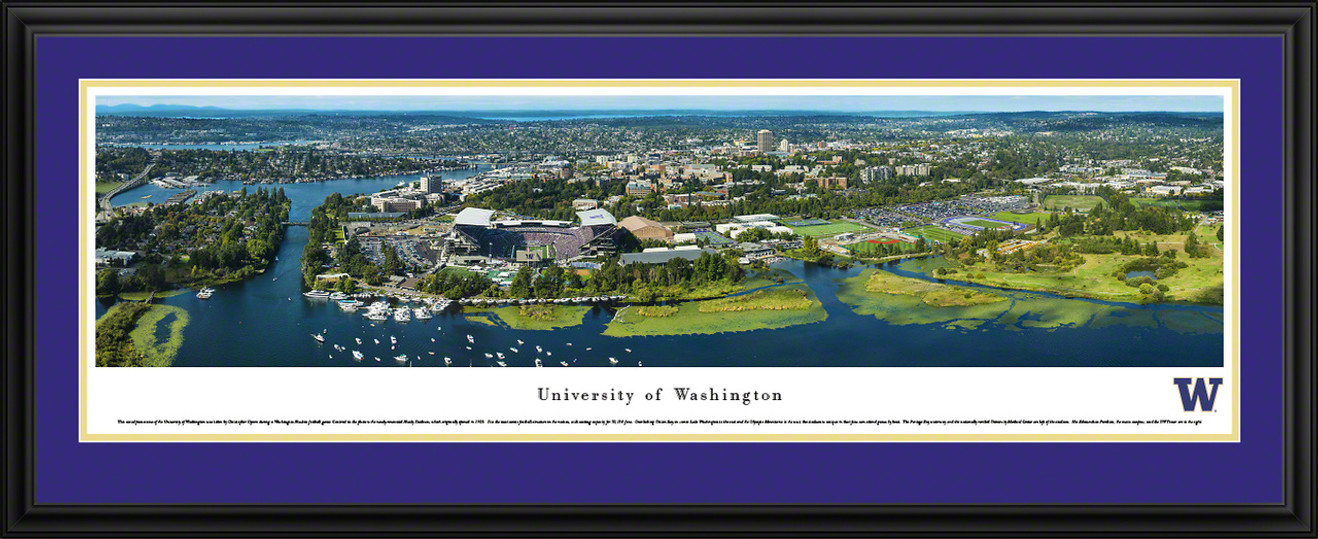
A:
[939, 215, 1030, 235]
[448, 207, 623, 263]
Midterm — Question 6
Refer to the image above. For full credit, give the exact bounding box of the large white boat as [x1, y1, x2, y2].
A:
[329, 291, 349, 301]
[303, 290, 331, 299]
[362, 301, 390, 321]
[394, 354, 408, 363]
[413, 308, 432, 320]
[310, 333, 325, 343]
[337, 299, 360, 312]
[195, 287, 215, 300]
[394, 308, 411, 322]
[351, 350, 364, 361]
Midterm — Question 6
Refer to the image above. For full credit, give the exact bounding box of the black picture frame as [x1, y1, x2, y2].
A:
[2, 2, 1313, 536]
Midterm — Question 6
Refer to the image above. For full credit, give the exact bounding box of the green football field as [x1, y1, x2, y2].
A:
[1043, 194, 1106, 211]
[904, 225, 966, 244]
[960, 219, 1015, 229]
[785, 220, 871, 238]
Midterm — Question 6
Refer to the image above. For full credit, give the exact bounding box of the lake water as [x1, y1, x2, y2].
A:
[96, 170, 1225, 368]
[109, 166, 487, 211]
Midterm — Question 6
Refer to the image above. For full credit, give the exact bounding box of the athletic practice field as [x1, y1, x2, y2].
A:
[903, 225, 966, 244]
[941, 215, 1029, 232]
[784, 220, 871, 238]
[1043, 194, 1106, 211]
[991, 210, 1052, 225]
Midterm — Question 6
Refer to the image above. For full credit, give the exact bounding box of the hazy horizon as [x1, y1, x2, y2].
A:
[96, 94, 1225, 114]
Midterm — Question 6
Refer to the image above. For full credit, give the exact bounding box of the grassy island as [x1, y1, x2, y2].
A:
[838, 268, 1221, 334]
[494, 304, 592, 331]
[859, 269, 1007, 308]
[604, 285, 826, 337]
[127, 305, 191, 367]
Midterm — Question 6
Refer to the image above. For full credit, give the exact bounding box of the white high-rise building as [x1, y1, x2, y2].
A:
[778, 139, 790, 152]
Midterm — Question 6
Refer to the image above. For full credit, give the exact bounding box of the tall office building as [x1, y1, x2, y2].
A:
[756, 130, 774, 153]
[419, 176, 444, 194]
[778, 139, 790, 152]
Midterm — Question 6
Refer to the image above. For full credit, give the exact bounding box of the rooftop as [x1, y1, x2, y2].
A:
[576, 208, 618, 227]
[454, 207, 496, 227]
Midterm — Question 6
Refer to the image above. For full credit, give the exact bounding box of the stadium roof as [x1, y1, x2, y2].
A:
[576, 209, 618, 227]
[620, 248, 717, 265]
[454, 207, 495, 227]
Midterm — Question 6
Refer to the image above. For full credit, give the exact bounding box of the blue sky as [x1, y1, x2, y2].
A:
[97, 94, 1223, 113]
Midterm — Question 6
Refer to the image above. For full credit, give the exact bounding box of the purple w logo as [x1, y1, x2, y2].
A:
[1173, 378, 1223, 411]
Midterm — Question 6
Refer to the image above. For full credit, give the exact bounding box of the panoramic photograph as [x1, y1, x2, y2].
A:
[91, 91, 1228, 368]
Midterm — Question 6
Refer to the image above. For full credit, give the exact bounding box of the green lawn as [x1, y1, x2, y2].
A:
[1044, 194, 1106, 211]
[955, 239, 1225, 304]
[784, 220, 871, 238]
[903, 225, 966, 244]
[95, 181, 124, 195]
[991, 211, 1053, 225]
